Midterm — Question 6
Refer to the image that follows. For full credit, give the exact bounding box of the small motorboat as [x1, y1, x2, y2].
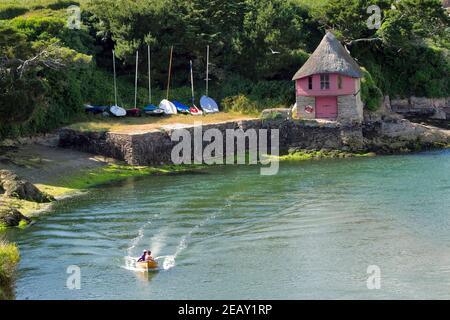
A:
[173, 101, 191, 114]
[126, 108, 142, 117]
[136, 260, 158, 271]
[110, 105, 127, 117]
[143, 104, 165, 116]
[200, 96, 219, 114]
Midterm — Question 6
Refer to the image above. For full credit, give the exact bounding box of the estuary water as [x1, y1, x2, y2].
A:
[7, 150, 450, 299]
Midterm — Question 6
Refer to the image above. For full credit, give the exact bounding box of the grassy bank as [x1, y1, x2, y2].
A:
[278, 149, 377, 161]
[68, 112, 257, 133]
[1, 163, 208, 222]
[0, 240, 20, 300]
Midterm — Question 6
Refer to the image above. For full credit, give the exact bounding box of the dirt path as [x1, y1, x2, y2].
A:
[0, 136, 111, 185]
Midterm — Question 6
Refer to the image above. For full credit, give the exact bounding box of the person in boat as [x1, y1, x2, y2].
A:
[137, 250, 148, 262]
[145, 250, 155, 262]
[137, 250, 154, 262]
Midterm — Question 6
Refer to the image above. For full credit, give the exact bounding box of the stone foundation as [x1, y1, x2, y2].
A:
[337, 93, 363, 124]
[295, 96, 316, 120]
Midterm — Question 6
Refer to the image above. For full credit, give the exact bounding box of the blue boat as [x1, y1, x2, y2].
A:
[84, 105, 109, 115]
[143, 104, 164, 116]
[173, 101, 190, 113]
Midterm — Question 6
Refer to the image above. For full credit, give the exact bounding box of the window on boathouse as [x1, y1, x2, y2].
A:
[338, 75, 342, 89]
[308, 76, 313, 90]
[320, 74, 330, 90]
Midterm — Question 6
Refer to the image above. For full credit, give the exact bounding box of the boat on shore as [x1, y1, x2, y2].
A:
[144, 46, 165, 116]
[110, 50, 126, 117]
[110, 105, 127, 117]
[84, 104, 109, 115]
[189, 60, 203, 116]
[200, 45, 219, 114]
[160, 46, 178, 115]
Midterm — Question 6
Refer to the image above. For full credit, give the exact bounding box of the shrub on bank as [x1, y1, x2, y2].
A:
[361, 67, 383, 111]
[0, 240, 20, 300]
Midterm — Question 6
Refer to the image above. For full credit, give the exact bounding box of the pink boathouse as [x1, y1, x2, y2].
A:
[292, 32, 364, 123]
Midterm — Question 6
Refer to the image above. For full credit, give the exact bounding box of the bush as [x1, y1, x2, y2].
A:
[0, 6, 28, 19]
[11, 16, 65, 41]
[221, 95, 259, 114]
[0, 240, 20, 300]
[361, 67, 383, 111]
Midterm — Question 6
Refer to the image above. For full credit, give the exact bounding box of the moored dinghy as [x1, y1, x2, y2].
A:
[84, 104, 109, 115]
[159, 99, 177, 115]
[200, 95, 219, 114]
[144, 45, 164, 116]
[126, 51, 142, 117]
[144, 104, 164, 116]
[160, 46, 178, 115]
[110, 105, 127, 117]
[173, 100, 191, 114]
[189, 60, 203, 116]
[110, 50, 126, 117]
[200, 45, 219, 114]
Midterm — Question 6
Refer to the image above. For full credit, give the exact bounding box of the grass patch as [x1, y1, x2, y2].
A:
[68, 112, 257, 133]
[0, 240, 20, 300]
[0, 161, 211, 226]
[1, 196, 50, 218]
[59, 164, 208, 190]
[278, 150, 376, 161]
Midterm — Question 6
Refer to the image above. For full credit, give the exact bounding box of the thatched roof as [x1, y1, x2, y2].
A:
[292, 32, 363, 80]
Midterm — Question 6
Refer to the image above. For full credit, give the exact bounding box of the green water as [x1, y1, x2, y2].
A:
[7, 150, 450, 299]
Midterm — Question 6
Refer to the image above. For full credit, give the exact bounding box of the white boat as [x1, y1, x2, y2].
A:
[159, 99, 177, 115]
[159, 46, 178, 115]
[200, 45, 219, 113]
[200, 95, 219, 113]
[109, 50, 126, 117]
[110, 105, 127, 117]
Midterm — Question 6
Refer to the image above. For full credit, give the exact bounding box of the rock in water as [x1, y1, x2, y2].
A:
[0, 170, 54, 203]
[0, 206, 31, 227]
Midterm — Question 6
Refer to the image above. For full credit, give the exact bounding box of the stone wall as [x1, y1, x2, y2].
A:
[337, 93, 363, 124]
[59, 115, 450, 165]
[59, 119, 363, 166]
[295, 96, 316, 120]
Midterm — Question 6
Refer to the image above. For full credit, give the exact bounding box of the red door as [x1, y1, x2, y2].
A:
[315, 96, 338, 120]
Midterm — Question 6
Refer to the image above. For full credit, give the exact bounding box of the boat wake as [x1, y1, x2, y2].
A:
[123, 194, 229, 272]
[161, 212, 218, 270]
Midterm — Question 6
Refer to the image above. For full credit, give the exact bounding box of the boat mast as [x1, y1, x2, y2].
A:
[134, 51, 139, 109]
[112, 50, 118, 106]
[190, 60, 195, 106]
[166, 46, 174, 100]
[205, 45, 209, 97]
[148, 45, 151, 105]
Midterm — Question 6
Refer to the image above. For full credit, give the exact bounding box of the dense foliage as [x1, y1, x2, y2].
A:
[0, 0, 449, 139]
